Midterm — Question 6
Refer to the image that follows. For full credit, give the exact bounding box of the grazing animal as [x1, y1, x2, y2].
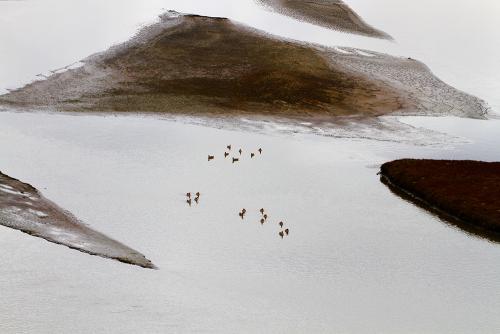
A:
[263, 214, 268, 220]
[260, 218, 265, 225]
[232, 157, 239, 163]
[251, 153, 255, 158]
[279, 231, 284, 239]
[260, 208, 265, 215]
[194, 197, 199, 204]
[186, 192, 191, 198]
[239, 209, 246, 219]
[258, 148, 262, 154]
[227, 145, 232, 151]
[224, 152, 229, 158]
[279, 221, 283, 228]
[187, 199, 192, 206]
[196, 192, 200, 197]
[208, 155, 215, 161]
[239, 149, 242, 155]
[285, 228, 289, 236]
[242, 208, 246, 214]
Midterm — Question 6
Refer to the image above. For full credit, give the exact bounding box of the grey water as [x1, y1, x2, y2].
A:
[1, 1, 500, 333]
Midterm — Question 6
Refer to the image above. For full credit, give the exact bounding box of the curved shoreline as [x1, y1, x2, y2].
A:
[0, 171, 156, 269]
[380, 159, 500, 243]
[256, 0, 392, 39]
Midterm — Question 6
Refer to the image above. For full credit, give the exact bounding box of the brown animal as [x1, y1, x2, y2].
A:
[227, 145, 232, 151]
[196, 192, 200, 197]
[260, 218, 265, 225]
[186, 192, 191, 198]
[260, 208, 265, 215]
[187, 199, 192, 206]
[285, 228, 289, 236]
[208, 155, 215, 161]
[194, 197, 199, 204]
[239, 149, 242, 155]
[224, 152, 229, 158]
[251, 153, 255, 158]
[263, 214, 268, 220]
[258, 148, 262, 154]
[242, 208, 246, 214]
[232, 157, 239, 163]
[279, 231, 284, 239]
[279, 221, 283, 228]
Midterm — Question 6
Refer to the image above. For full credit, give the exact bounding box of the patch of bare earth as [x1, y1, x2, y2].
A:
[256, 0, 392, 39]
[0, 13, 488, 121]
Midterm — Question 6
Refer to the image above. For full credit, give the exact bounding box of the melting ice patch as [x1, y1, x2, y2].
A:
[355, 50, 375, 57]
[164, 114, 468, 147]
[333, 47, 352, 54]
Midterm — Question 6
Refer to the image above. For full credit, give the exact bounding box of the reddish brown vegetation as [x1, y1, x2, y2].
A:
[381, 159, 500, 237]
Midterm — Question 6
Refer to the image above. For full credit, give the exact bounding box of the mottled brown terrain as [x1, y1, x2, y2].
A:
[257, 0, 391, 39]
[381, 159, 500, 241]
[0, 171, 155, 268]
[0, 13, 488, 120]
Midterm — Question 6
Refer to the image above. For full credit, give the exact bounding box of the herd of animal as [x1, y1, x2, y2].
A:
[239, 207, 290, 239]
[186, 144, 290, 240]
[208, 145, 262, 163]
[185, 192, 200, 206]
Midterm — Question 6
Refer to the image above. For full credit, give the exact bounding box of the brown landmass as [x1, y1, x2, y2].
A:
[380, 159, 500, 242]
[0, 171, 156, 268]
[0, 12, 488, 120]
[256, 0, 391, 39]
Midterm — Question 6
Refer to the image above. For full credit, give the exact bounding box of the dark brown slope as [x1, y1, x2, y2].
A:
[0, 171, 155, 268]
[0, 13, 488, 119]
[257, 0, 391, 39]
[380, 159, 500, 241]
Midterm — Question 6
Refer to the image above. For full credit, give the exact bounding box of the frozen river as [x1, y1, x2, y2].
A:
[1, 111, 500, 333]
[1, 0, 500, 333]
